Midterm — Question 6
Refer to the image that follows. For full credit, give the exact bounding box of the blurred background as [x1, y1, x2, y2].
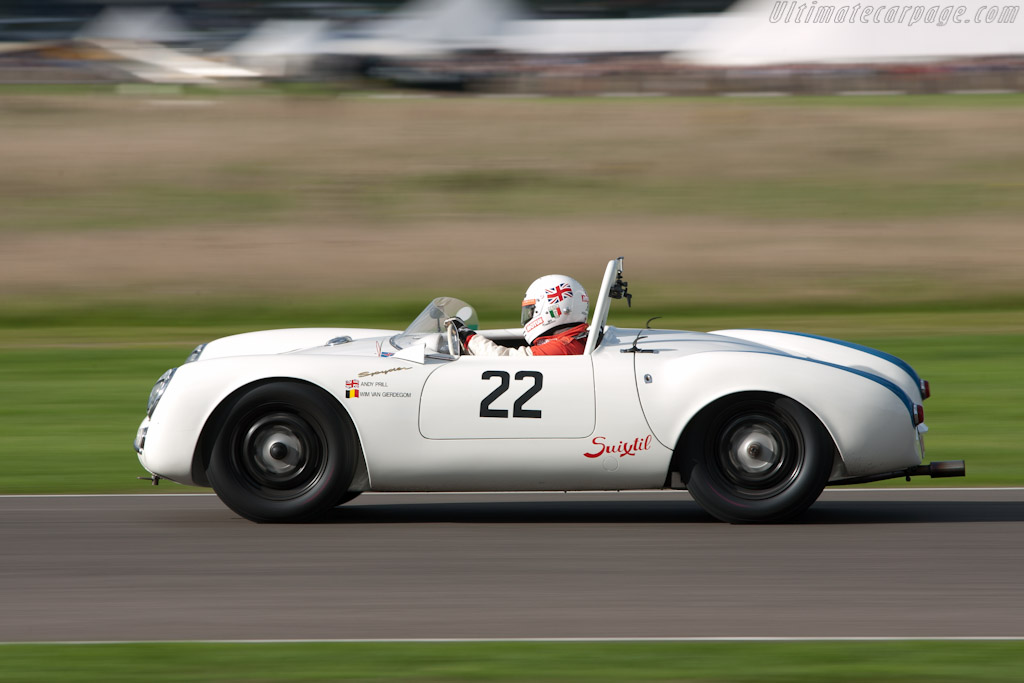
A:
[1, 0, 1022, 91]
[0, 0, 1022, 493]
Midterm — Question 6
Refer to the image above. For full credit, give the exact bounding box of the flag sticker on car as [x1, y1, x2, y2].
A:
[344, 378, 411, 400]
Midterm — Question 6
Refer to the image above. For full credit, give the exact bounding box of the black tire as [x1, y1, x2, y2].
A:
[682, 394, 833, 524]
[207, 382, 358, 522]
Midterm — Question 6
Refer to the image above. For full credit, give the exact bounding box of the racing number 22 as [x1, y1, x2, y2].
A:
[480, 371, 543, 419]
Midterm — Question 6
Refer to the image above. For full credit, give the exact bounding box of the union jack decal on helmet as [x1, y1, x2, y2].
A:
[546, 283, 573, 304]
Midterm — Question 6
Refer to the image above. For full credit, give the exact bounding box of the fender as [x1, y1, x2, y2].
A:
[711, 329, 926, 403]
[139, 353, 436, 486]
[636, 350, 921, 479]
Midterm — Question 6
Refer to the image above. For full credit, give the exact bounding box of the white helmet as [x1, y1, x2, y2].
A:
[521, 274, 589, 344]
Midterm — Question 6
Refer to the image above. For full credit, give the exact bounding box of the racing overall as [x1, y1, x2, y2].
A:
[465, 323, 588, 357]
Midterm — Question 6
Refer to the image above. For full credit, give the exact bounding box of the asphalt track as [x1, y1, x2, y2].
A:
[2, 489, 1023, 642]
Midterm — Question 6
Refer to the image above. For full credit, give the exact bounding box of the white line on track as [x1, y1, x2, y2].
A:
[837, 90, 907, 96]
[2, 637, 1024, 645]
[1, 488, 1023, 498]
[599, 92, 668, 98]
[720, 91, 791, 98]
[946, 89, 1018, 95]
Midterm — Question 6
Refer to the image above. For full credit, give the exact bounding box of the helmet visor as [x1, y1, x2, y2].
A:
[520, 299, 536, 326]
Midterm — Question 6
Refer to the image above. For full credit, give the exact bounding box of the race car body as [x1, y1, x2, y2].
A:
[135, 258, 963, 523]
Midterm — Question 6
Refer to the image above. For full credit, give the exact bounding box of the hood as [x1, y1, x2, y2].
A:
[198, 328, 397, 361]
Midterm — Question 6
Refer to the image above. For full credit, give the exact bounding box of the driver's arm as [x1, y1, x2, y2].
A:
[465, 333, 533, 357]
[448, 317, 534, 357]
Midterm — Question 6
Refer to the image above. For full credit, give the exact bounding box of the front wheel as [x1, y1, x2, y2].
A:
[682, 394, 833, 523]
[207, 382, 359, 522]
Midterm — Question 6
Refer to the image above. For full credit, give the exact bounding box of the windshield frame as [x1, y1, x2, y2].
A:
[389, 297, 479, 355]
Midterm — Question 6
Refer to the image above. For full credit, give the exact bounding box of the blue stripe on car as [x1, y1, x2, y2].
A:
[711, 345, 916, 420]
[800, 357, 916, 418]
[755, 329, 923, 388]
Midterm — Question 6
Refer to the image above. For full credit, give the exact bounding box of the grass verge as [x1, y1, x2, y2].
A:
[1, 641, 1023, 682]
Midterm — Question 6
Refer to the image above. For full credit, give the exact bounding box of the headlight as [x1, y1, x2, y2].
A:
[185, 343, 207, 364]
[147, 368, 176, 417]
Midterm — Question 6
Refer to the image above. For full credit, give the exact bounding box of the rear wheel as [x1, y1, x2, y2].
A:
[682, 394, 833, 523]
[207, 382, 358, 522]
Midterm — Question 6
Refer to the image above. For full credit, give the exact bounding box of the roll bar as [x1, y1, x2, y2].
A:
[584, 257, 625, 355]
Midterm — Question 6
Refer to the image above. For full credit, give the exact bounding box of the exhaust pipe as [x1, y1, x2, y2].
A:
[906, 460, 966, 479]
[831, 460, 966, 486]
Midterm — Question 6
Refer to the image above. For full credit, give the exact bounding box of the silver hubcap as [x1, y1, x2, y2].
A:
[714, 406, 803, 495]
[237, 410, 326, 494]
[252, 427, 304, 477]
[727, 424, 780, 475]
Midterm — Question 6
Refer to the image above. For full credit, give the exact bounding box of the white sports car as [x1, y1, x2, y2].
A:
[135, 258, 963, 523]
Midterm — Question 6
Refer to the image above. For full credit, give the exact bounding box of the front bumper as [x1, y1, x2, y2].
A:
[134, 416, 149, 458]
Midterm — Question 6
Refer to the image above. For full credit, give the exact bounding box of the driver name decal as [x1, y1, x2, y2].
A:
[344, 376, 413, 399]
[583, 435, 653, 458]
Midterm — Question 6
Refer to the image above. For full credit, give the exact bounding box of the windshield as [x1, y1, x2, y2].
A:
[390, 297, 479, 353]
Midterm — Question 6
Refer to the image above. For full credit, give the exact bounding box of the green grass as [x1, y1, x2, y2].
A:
[17, 168, 1024, 232]
[0, 346, 182, 493]
[1, 302, 1021, 493]
[1, 641, 1023, 682]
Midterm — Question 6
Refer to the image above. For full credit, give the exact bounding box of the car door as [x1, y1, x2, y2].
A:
[419, 355, 595, 440]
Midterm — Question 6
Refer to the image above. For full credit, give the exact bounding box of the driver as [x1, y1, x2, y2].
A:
[449, 275, 589, 356]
